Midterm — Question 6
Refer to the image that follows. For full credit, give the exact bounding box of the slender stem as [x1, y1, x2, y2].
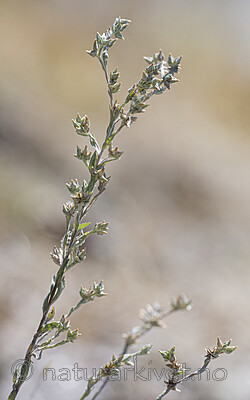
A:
[104, 68, 113, 109]
[176, 356, 211, 386]
[98, 57, 113, 109]
[88, 308, 174, 400]
[80, 191, 103, 220]
[156, 386, 174, 400]
[90, 378, 109, 400]
[96, 57, 114, 164]
[8, 206, 85, 399]
[89, 339, 129, 400]
[8, 67, 111, 396]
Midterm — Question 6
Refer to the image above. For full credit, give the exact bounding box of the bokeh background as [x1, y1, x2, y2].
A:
[1, 0, 250, 399]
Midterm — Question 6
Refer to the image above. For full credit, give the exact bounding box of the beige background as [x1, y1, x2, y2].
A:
[0, 1, 249, 399]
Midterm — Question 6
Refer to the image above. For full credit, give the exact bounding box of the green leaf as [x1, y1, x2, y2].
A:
[89, 151, 97, 170]
[51, 276, 66, 304]
[12, 369, 18, 384]
[40, 321, 59, 334]
[89, 133, 100, 153]
[78, 222, 91, 231]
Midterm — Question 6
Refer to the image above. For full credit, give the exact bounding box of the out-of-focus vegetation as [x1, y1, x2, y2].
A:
[0, 1, 249, 399]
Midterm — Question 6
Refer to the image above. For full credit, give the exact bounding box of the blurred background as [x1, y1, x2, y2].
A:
[1, 0, 249, 399]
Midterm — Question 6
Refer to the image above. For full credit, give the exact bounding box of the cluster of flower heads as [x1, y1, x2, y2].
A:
[156, 337, 237, 399]
[123, 296, 192, 348]
[85, 17, 182, 143]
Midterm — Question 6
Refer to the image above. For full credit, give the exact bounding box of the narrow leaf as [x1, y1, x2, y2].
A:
[78, 222, 91, 231]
